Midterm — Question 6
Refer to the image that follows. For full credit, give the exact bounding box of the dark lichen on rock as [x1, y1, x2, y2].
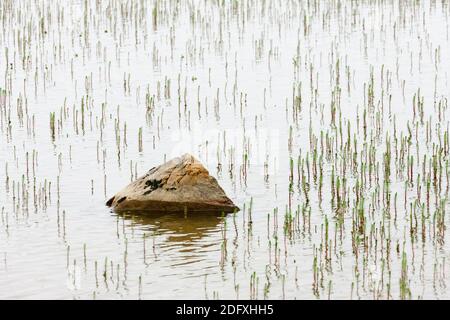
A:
[105, 196, 115, 207]
[117, 196, 127, 204]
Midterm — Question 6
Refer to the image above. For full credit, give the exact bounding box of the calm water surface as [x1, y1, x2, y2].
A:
[1, 0, 450, 299]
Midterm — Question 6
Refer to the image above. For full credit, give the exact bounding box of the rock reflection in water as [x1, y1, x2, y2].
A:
[117, 211, 228, 272]
[117, 210, 226, 247]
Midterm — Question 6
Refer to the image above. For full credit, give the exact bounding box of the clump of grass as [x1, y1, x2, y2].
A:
[49, 112, 56, 141]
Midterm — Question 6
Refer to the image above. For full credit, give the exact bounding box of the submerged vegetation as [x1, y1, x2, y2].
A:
[1, 0, 450, 299]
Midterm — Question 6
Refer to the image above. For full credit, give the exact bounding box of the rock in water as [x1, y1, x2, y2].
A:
[106, 154, 239, 213]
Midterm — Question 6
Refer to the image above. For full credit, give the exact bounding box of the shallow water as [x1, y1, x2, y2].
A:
[1, 0, 450, 299]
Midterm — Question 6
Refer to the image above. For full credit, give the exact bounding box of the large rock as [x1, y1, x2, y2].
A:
[106, 154, 239, 213]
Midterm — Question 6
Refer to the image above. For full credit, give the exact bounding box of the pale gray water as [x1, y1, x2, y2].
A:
[1, 0, 450, 299]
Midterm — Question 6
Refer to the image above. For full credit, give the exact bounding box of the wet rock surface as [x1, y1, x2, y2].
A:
[106, 154, 239, 213]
